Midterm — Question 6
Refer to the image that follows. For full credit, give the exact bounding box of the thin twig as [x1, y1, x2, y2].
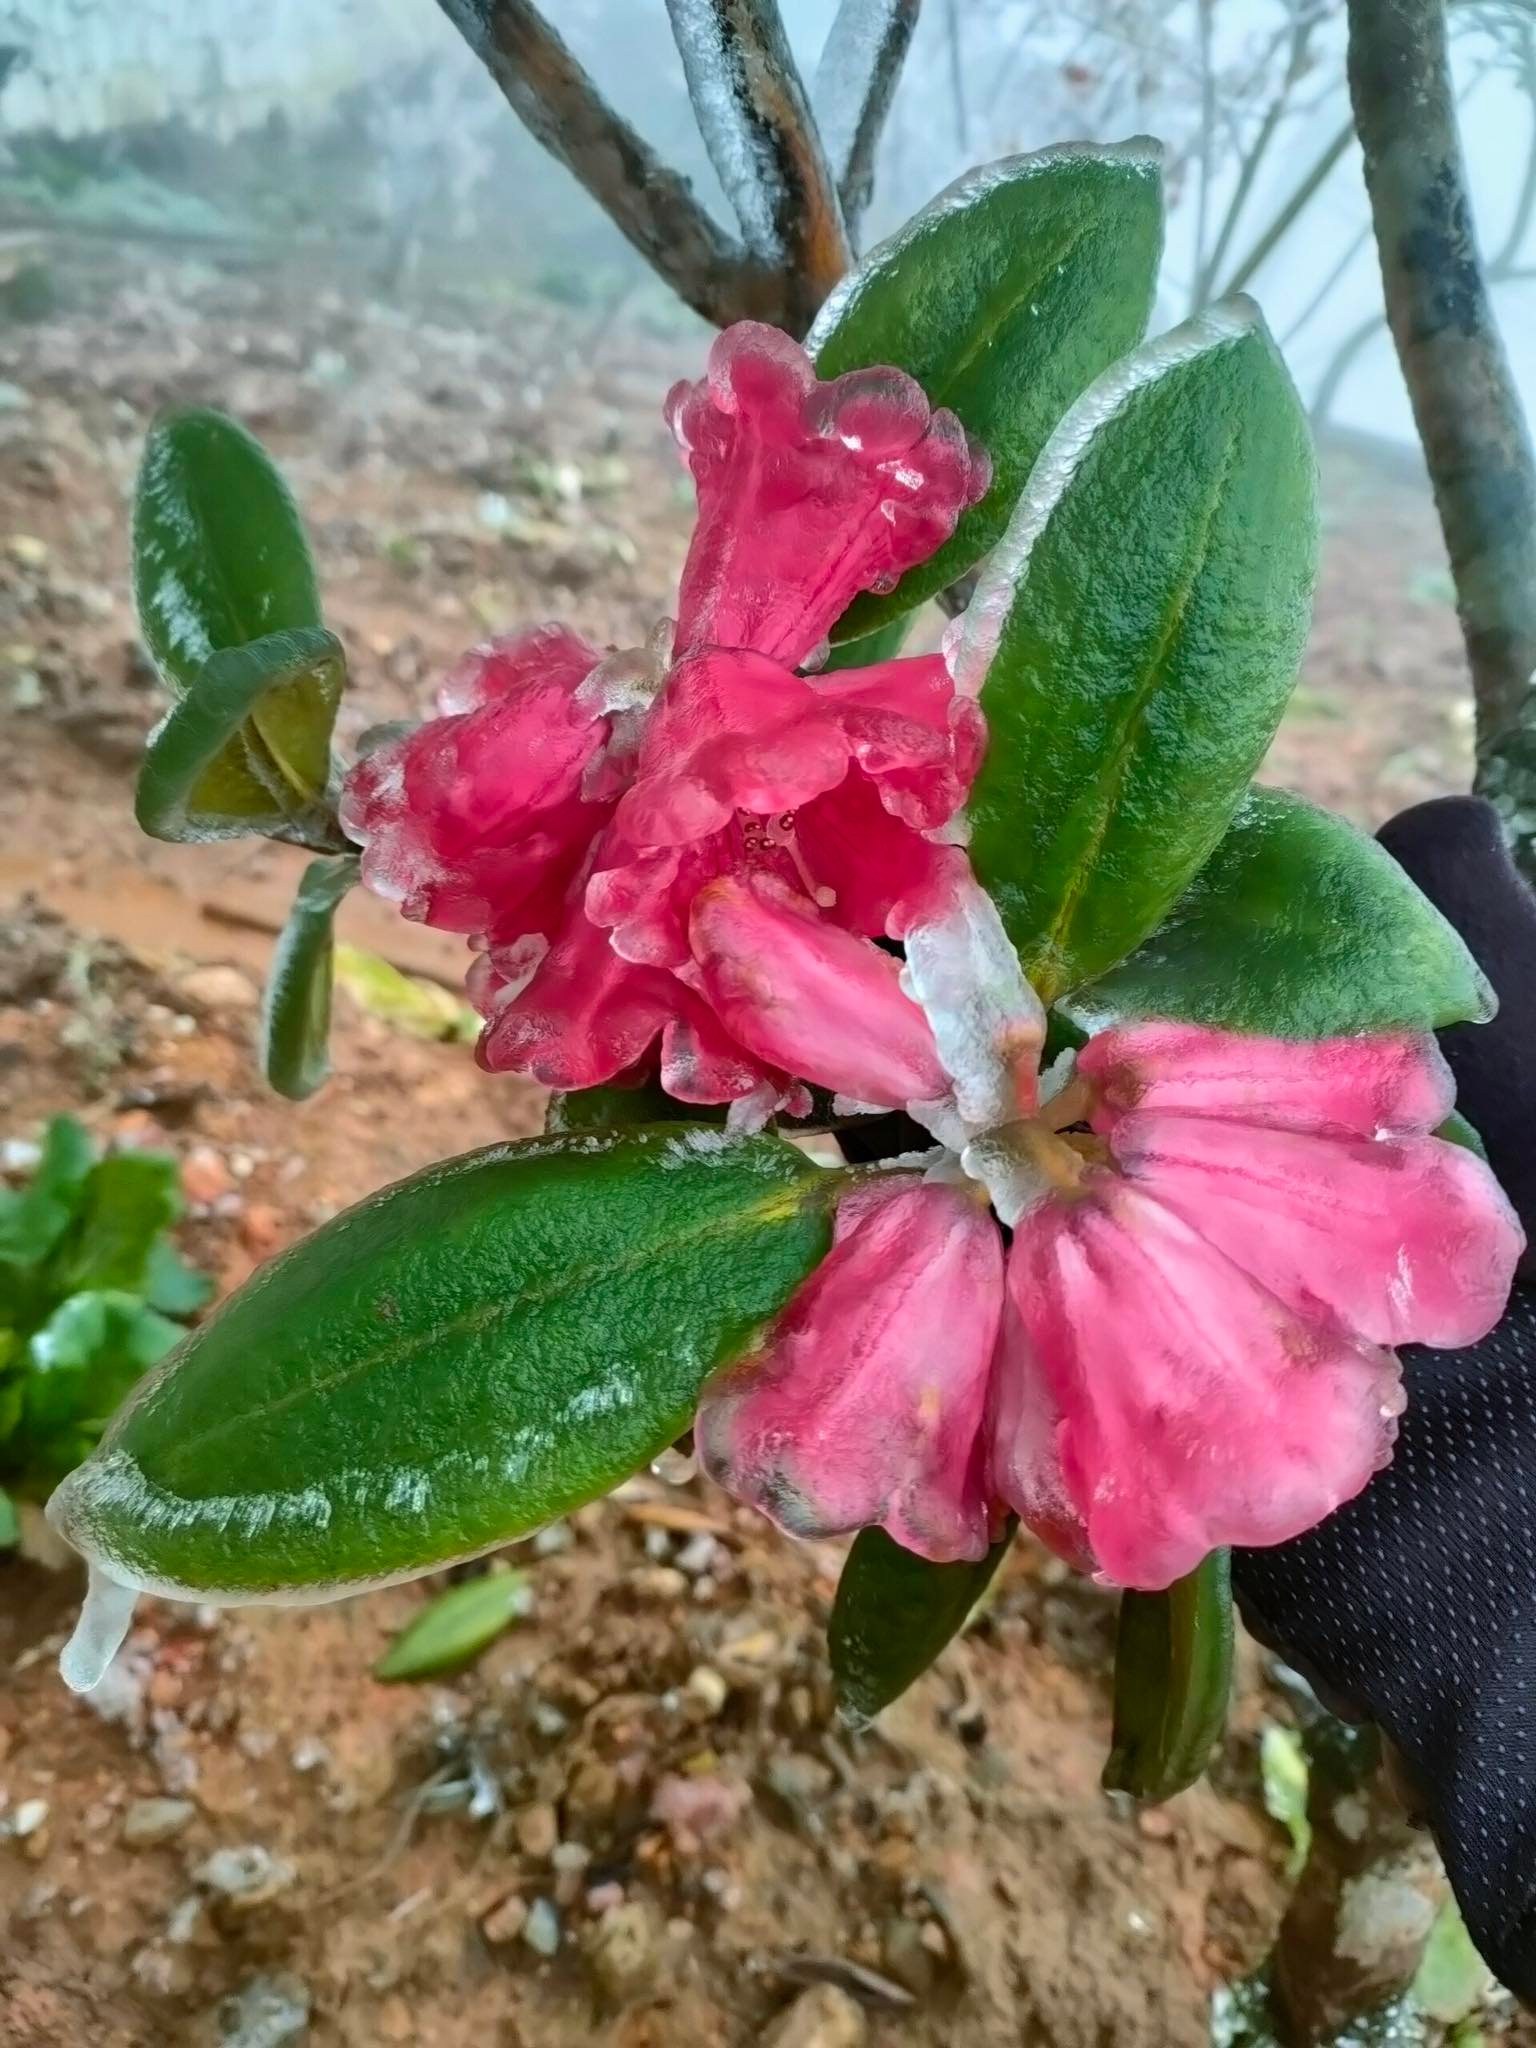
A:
[664, 0, 850, 335]
[1195, 1, 1319, 309]
[1219, 118, 1354, 298]
[433, 0, 771, 329]
[943, 0, 969, 153]
[813, 0, 921, 246]
[1347, 0, 1536, 870]
[1191, 0, 1217, 312]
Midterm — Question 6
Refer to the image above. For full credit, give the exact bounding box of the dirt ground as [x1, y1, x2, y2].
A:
[0, 242, 1503, 2047]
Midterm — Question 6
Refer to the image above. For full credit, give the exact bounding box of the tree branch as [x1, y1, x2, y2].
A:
[664, 0, 851, 335]
[813, 0, 921, 247]
[1219, 118, 1354, 298]
[1347, 0, 1536, 868]
[433, 0, 776, 330]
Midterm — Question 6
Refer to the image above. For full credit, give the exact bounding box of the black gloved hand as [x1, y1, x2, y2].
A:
[1232, 796, 1536, 2002]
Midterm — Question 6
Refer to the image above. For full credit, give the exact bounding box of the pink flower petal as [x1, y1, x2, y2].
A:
[341, 624, 608, 944]
[985, 1292, 1094, 1573]
[1080, 1023, 1455, 1138]
[667, 322, 989, 666]
[687, 874, 948, 1107]
[1109, 1112, 1524, 1349]
[998, 1179, 1405, 1589]
[813, 654, 985, 830]
[697, 1179, 1002, 1562]
[792, 770, 960, 937]
[614, 649, 852, 849]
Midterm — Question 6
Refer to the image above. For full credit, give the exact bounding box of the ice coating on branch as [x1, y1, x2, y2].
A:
[697, 1178, 999, 1563]
[898, 867, 1045, 1129]
[343, 323, 989, 1110]
[59, 1564, 138, 1695]
[812, 0, 913, 199]
[667, 322, 988, 665]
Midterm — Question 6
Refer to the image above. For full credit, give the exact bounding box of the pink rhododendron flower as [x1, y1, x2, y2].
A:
[341, 322, 988, 1111]
[697, 884, 1524, 1587]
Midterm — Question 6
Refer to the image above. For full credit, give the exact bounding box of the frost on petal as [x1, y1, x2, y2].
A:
[1110, 1112, 1525, 1350]
[667, 322, 989, 667]
[697, 1179, 1002, 1563]
[1002, 1180, 1405, 1590]
[435, 622, 603, 716]
[477, 902, 674, 1089]
[341, 628, 609, 945]
[688, 874, 948, 1108]
[896, 866, 1045, 1129]
[1080, 1024, 1455, 1139]
[794, 769, 960, 937]
[813, 653, 986, 830]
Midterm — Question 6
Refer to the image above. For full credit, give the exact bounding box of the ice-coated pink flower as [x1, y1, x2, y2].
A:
[696, 1178, 1001, 1563]
[342, 322, 989, 1108]
[698, 1015, 1523, 1589]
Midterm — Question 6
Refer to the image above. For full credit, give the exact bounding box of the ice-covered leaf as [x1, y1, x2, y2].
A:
[261, 855, 361, 1102]
[136, 629, 347, 848]
[374, 1567, 535, 1682]
[546, 1081, 714, 1132]
[1064, 789, 1494, 1037]
[48, 1128, 834, 1603]
[810, 141, 1164, 639]
[829, 1522, 1013, 1725]
[959, 299, 1317, 1003]
[1104, 1550, 1233, 1801]
[134, 407, 339, 829]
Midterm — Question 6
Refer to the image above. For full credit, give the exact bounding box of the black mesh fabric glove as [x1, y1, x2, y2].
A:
[1232, 796, 1536, 2002]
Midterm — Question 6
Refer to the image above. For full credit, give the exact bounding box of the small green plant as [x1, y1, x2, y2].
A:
[0, 1116, 210, 1540]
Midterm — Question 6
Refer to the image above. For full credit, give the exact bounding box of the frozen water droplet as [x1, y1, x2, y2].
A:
[59, 1565, 138, 1694]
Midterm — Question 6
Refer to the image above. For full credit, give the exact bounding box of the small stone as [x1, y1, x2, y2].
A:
[684, 1666, 729, 1718]
[215, 1970, 310, 2046]
[480, 1891, 528, 1945]
[522, 1896, 561, 1957]
[880, 1916, 937, 1998]
[5, 1798, 49, 1848]
[1137, 1807, 1175, 1842]
[564, 1759, 617, 1824]
[181, 1146, 234, 1206]
[239, 1205, 284, 1258]
[631, 1567, 688, 1603]
[180, 964, 261, 1012]
[584, 1899, 662, 2006]
[123, 1797, 196, 1848]
[7, 534, 47, 568]
[195, 1844, 297, 1907]
[761, 1984, 868, 2048]
[515, 1802, 559, 1859]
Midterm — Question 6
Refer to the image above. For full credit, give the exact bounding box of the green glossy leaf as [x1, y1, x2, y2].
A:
[375, 1568, 535, 1681]
[50, 1152, 182, 1297]
[0, 1114, 94, 1271]
[546, 1081, 719, 1132]
[261, 854, 360, 1101]
[811, 140, 1164, 640]
[134, 406, 336, 821]
[814, 610, 914, 674]
[17, 1290, 182, 1494]
[0, 1488, 16, 1547]
[143, 1239, 214, 1317]
[135, 629, 347, 848]
[1064, 788, 1494, 1037]
[1436, 1111, 1487, 1160]
[829, 1523, 1013, 1726]
[960, 299, 1317, 1003]
[1104, 1550, 1233, 1801]
[50, 1128, 834, 1600]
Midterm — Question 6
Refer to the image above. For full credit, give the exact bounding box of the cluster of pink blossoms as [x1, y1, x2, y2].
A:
[343, 322, 1524, 1592]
